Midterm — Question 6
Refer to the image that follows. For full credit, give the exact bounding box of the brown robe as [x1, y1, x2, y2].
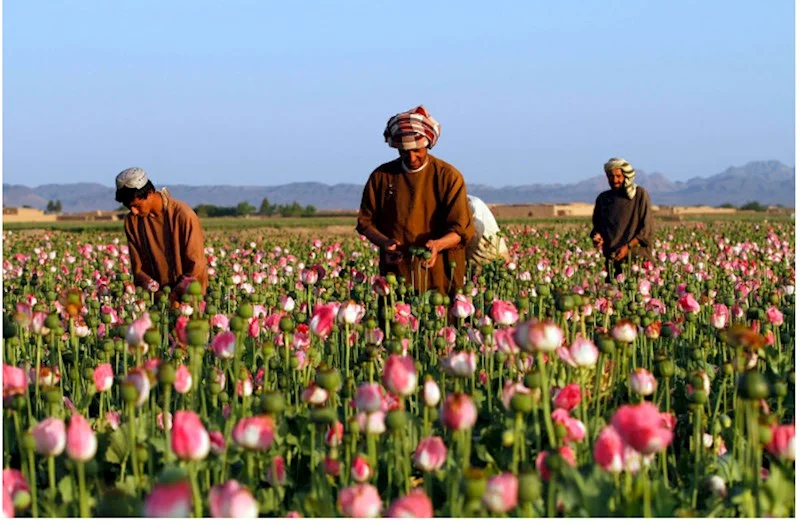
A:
[124, 189, 209, 294]
[591, 186, 655, 275]
[357, 155, 475, 295]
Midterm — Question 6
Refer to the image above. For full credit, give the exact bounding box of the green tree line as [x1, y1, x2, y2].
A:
[719, 201, 775, 212]
[193, 198, 316, 218]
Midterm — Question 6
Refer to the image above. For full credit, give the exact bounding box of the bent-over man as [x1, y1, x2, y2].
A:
[467, 195, 509, 267]
[115, 167, 208, 299]
[357, 105, 475, 295]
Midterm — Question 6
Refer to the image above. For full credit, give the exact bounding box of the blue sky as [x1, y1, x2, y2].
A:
[3, 0, 795, 187]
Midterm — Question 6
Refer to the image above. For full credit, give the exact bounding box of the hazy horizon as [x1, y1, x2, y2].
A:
[4, 1, 795, 187]
[2, 159, 795, 190]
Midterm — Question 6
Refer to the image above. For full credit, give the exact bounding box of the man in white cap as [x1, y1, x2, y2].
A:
[114, 167, 208, 299]
[466, 195, 509, 267]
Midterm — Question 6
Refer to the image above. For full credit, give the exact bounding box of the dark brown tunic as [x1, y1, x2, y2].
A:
[591, 186, 655, 263]
[124, 190, 209, 294]
[357, 155, 475, 295]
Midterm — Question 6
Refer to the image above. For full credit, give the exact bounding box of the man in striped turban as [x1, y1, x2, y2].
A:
[590, 157, 654, 280]
[357, 105, 474, 296]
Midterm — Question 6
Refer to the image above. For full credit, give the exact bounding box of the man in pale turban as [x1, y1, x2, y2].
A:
[114, 167, 208, 300]
[357, 105, 474, 296]
[590, 157, 654, 279]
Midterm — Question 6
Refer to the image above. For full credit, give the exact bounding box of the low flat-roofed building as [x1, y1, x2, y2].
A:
[2, 207, 54, 223]
[56, 210, 126, 222]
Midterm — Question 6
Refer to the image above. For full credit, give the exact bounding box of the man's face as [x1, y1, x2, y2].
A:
[607, 168, 625, 190]
[399, 147, 428, 170]
[127, 196, 150, 216]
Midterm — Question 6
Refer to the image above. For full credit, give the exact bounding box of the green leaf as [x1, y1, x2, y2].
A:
[760, 463, 795, 517]
[650, 480, 679, 518]
[58, 475, 75, 503]
[257, 488, 276, 515]
[149, 435, 167, 455]
[558, 467, 615, 517]
[104, 427, 129, 464]
[475, 444, 496, 466]
[76, 395, 93, 414]
[114, 476, 139, 497]
[715, 453, 742, 483]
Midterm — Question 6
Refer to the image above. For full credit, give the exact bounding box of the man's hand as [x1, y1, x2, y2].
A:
[613, 243, 629, 261]
[383, 238, 403, 264]
[592, 233, 604, 250]
[423, 239, 441, 268]
[471, 236, 501, 265]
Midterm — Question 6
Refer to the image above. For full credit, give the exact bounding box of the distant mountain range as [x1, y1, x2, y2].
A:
[3, 161, 794, 213]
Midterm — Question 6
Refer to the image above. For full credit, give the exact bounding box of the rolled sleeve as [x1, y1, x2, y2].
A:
[441, 169, 474, 247]
[356, 172, 380, 235]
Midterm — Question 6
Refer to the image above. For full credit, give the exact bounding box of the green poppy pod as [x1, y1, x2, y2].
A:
[737, 371, 769, 401]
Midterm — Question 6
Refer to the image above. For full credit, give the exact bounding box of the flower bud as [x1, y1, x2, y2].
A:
[510, 393, 533, 414]
[143, 329, 161, 348]
[310, 407, 337, 426]
[316, 366, 342, 392]
[158, 363, 176, 386]
[385, 409, 408, 432]
[462, 468, 487, 501]
[517, 469, 541, 503]
[706, 475, 727, 499]
[261, 391, 285, 414]
[237, 303, 254, 319]
[737, 371, 769, 401]
[423, 376, 441, 407]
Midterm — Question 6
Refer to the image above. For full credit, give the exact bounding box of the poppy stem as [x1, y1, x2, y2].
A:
[127, 403, 140, 494]
[247, 450, 255, 486]
[99, 391, 105, 425]
[163, 385, 173, 464]
[35, 336, 42, 419]
[77, 461, 89, 517]
[591, 355, 604, 438]
[47, 456, 56, 515]
[512, 411, 522, 474]
[690, 404, 702, 508]
[189, 461, 203, 517]
[536, 353, 557, 448]
[345, 325, 351, 382]
[27, 447, 39, 518]
[546, 474, 557, 517]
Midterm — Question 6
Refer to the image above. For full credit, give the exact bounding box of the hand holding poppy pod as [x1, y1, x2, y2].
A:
[422, 231, 462, 269]
[612, 238, 639, 262]
[591, 232, 604, 250]
[383, 238, 404, 264]
[362, 227, 402, 264]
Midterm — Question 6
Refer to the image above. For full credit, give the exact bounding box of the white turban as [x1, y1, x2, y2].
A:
[603, 158, 637, 199]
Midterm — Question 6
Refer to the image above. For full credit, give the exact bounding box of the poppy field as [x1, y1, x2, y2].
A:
[1, 219, 795, 518]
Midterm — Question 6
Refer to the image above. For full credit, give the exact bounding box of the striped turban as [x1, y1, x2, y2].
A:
[383, 105, 441, 151]
[603, 157, 637, 199]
